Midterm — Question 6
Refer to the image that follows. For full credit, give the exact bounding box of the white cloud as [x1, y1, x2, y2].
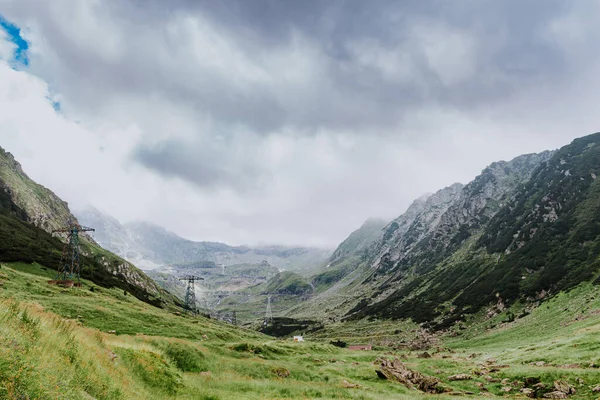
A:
[0, 28, 16, 60]
[0, 1, 599, 248]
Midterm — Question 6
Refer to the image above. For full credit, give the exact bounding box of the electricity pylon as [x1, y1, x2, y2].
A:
[179, 276, 203, 314]
[50, 221, 95, 286]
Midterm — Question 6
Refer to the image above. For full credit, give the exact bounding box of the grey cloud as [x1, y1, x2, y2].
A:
[2, 0, 600, 246]
[133, 137, 266, 192]
[2, 0, 590, 135]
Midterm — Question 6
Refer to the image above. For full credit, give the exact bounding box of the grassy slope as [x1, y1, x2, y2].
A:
[2, 262, 600, 398]
[308, 282, 600, 398]
[0, 262, 442, 400]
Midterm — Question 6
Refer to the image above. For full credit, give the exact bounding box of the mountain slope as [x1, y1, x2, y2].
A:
[329, 218, 387, 264]
[0, 147, 172, 307]
[347, 133, 600, 327]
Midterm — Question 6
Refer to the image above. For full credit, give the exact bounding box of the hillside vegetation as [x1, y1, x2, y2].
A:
[2, 262, 600, 399]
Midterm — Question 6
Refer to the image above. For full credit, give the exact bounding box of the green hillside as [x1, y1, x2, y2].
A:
[3, 261, 600, 399]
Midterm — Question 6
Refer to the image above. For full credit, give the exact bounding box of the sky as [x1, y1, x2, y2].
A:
[0, 1, 599, 248]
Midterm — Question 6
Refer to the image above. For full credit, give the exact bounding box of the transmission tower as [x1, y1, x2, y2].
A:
[232, 310, 237, 326]
[179, 276, 203, 314]
[264, 295, 273, 326]
[50, 221, 94, 287]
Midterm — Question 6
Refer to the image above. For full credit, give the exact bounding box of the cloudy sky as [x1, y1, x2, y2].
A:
[1, 1, 599, 248]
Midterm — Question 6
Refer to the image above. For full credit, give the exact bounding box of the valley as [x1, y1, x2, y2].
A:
[2, 133, 600, 399]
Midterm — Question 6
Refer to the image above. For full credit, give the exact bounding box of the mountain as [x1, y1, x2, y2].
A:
[76, 207, 332, 274]
[0, 147, 173, 307]
[325, 135, 600, 330]
[290, 142, 581, 324]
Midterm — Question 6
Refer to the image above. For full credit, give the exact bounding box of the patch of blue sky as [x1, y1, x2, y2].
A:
[0, 14, 29, 66]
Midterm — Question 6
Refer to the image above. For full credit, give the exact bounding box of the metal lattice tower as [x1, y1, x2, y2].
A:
[232, 310, 237, 326]
[264, 295, 273, 326]
[51, 222, 95, 285]
[179, 276, 203, 314]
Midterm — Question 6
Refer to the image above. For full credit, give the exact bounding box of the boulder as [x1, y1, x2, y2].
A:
[374, 357, 440, 393]
[554, 380, 576, 395]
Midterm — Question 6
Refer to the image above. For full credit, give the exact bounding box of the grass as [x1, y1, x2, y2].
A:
[0, 262, 432, 399]
[2, 261, 600, 399]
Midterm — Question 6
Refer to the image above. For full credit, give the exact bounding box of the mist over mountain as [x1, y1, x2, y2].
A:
[75, 206, 332, 275]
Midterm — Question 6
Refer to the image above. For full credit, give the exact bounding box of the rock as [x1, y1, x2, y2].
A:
[271, 367, 291, 378]
[554, 380, 576, 395]
[532, 361, 546, 367]
[475, 382, 487, 391]
[543, 391, 568, 399]
[483, 375, 499, 383]
[591, 385, 600, 393]
[575, 377, 585, 385]
[501, 378, 511, 385]
[199, 371, 212, 377]
[202, 334, 208, 340]
[521, 388, 535, 397]
[485, 358, 497, 364]
[448, 374, 472, 381]
[501, 386, 512, 392]
[374, 357, 440, 393]
[418, 352, 431, 359]
[107, 330, 116, 334]
[341, 380, 361, 389]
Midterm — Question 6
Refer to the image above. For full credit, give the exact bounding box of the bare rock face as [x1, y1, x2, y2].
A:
[368, 151, 553, 279]
[377, 183, 463, 267]
[374, 357, 440, 393]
